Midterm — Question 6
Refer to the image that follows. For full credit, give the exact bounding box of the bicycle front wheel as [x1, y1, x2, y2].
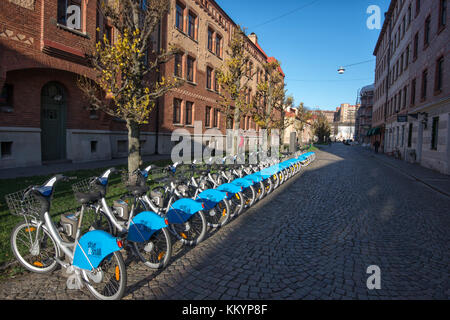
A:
[82, 251, 127, 301]
[10, 221, 59, 274]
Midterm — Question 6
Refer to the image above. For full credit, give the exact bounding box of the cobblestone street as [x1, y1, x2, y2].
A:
[0, 144, 449, 300]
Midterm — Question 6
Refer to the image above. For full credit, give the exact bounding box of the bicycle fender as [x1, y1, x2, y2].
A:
[196, 189, 227, 210]
[244, 174, 263, 183]
[259, 168, 275, 179]
[167, 198, 204, 224]
[230, 178, 253, 189]
[216, 183, 243, 197]
[127, 211, 167, 243]
[73, 230, 121, 271]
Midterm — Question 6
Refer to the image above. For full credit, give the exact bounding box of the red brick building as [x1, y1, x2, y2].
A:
[0, 0, 282, 168]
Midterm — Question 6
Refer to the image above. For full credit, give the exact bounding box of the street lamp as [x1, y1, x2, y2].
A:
[337, 59, 375, 75]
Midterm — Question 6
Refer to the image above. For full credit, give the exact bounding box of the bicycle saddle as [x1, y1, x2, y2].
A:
[127, 185, 149, 196]
[74, 190, 103, 204]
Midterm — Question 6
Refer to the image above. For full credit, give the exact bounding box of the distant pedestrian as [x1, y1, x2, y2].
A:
[374, 140, 380, 154]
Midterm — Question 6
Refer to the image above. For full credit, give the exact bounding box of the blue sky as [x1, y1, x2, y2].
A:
[216, 0, 391, 111]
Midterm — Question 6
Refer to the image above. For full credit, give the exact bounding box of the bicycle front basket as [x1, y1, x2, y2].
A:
[5, 188, 42, 217]
[71, 177, 105, 195]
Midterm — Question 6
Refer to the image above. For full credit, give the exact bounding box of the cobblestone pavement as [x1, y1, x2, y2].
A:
[0, 144, 449, 300]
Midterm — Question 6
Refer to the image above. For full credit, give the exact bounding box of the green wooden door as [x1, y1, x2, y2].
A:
[41, 82, 67, 162]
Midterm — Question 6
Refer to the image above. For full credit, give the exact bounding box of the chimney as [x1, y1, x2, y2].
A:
[248, 32, 258, 45]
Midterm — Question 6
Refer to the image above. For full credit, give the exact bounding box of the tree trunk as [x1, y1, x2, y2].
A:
[127, 119, 141, 176]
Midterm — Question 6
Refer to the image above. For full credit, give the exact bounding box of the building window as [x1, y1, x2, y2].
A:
[435, 56, 444, 93]
[96, 9, 114, 45]
[401, 125, 405, 147]
[57, 0, 82, 30]
[439, 0, 447, 31]
[405, 45, 410, 67]
[396, 127, 399, 147]
[0, 84, 13, 111]
[186, 56, 195, 82]
[175, 2, 185, 31]
[185, 101, 193, 125]
[215, 34, 222, 57]
[413, 32, 419, 60]
[214, 71, 219, 92]
[416, 0, 421, 17]
[421, 69, 428, 101]
[403, 86, 407, 109]
[206, 66, 213, 90]
[1, 141, 13, 158]
[424, 15, 431, 48]
[408, 5, 412, 27]
[173, 98, 182, 124]
[411, 78, 416, 105]
[408, 123, 413, 148]
[431, 117, 439, 150]
[174, 53, 183, 78]
[188, 11, 197, 39]
[207, 28, 214, 52]
[213, 109, 219, 128]
[205, 106, 211, 127]
[90, 141, 98, 153]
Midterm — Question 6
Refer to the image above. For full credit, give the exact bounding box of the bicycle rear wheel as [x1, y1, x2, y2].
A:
[229, 192, 244, 218]
[241, 185, 256, 209]
[205, 199, 230, 228]
[82, 251, 127, 300]
[170, 211, 207, 246]
[10, 221, 59, 274]
[133, 227, 172, 269]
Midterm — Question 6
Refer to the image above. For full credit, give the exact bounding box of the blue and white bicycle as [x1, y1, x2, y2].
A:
[6, 175, 127, 300]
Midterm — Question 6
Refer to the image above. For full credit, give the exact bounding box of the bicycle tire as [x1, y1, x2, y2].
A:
[242, 185, 256, 209]
[10, 221, 59, 274]
[229, 192, 244, 218]
[204, 199, 230, 228]
[82, 251, 127, 301]
[170, 211, 207, 246]
[133, 227, 172, 269]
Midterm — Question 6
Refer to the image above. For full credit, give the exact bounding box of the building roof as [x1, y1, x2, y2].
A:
[361, 84, 375, 93]
[267, 57, 285, 78]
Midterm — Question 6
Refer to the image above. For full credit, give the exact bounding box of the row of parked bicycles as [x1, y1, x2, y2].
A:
[5, 150, 316, 300]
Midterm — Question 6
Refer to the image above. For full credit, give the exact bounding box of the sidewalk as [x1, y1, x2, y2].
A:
[357, 146, 450, 197]
[0, 154, 171, 180]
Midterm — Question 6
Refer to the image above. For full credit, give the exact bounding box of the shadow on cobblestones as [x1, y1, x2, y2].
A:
[1, 144, 449, 300]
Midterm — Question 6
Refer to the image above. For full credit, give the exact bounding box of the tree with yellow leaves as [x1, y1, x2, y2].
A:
[216, 25, 254, 131]
[78, 0, 182, 175]
[245, 59, 291, 138]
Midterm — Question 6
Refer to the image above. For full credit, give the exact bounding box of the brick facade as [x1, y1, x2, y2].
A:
[0, 0, 280, 168]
